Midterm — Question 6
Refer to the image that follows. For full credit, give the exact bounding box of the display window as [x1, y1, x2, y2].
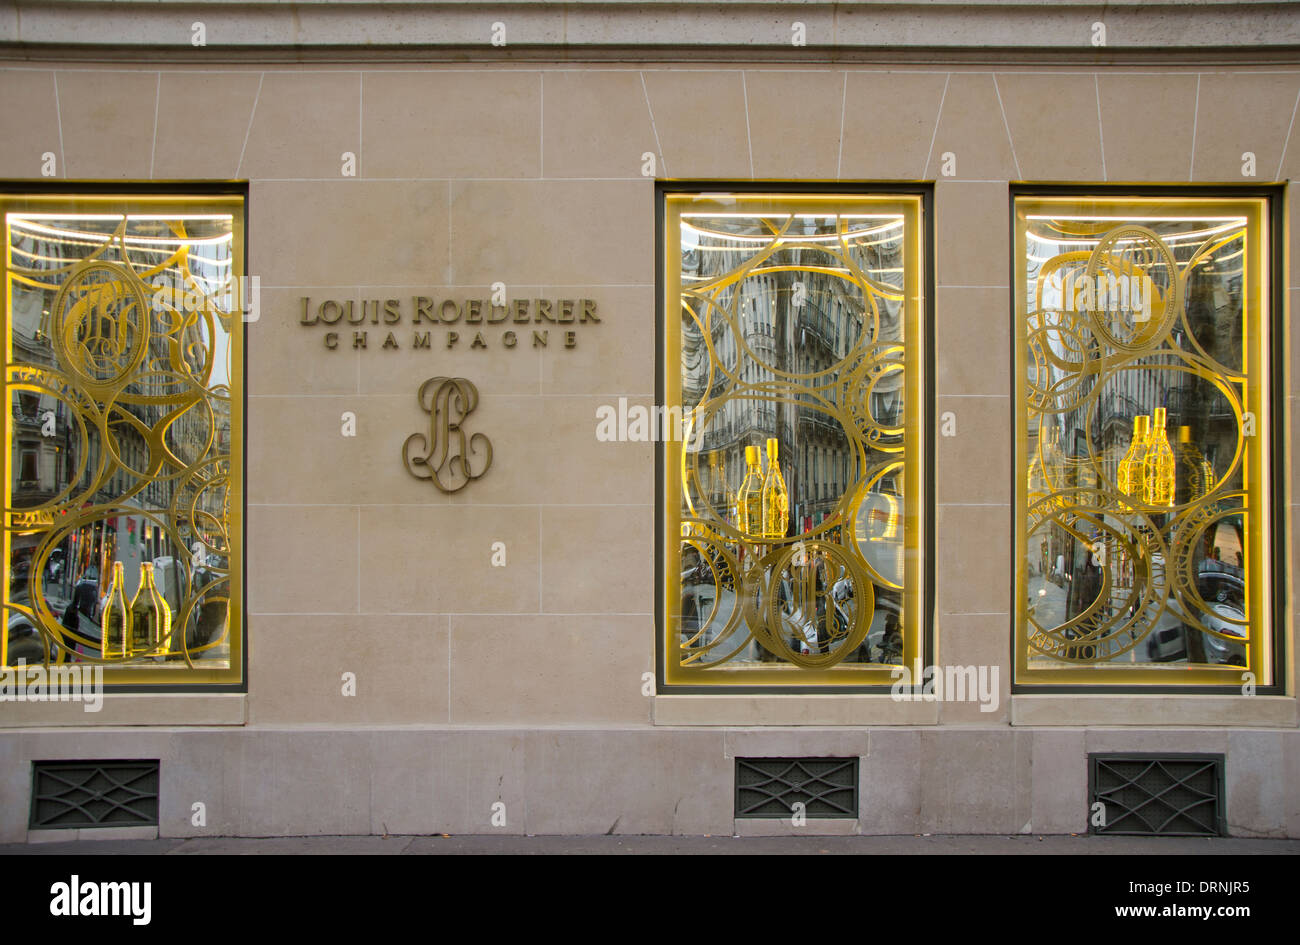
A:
[2, 189, 245, 688]
[659, 187, 930, 689]
[1013, 188, 1283, 690]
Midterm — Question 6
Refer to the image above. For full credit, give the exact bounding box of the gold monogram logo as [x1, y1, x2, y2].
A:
[402, 377, 493, 493]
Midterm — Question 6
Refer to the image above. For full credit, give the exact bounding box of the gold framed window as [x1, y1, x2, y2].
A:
[1014, 188, 1283, 689]
[658, 187, 930, 690]
[2, 189, 245, 688]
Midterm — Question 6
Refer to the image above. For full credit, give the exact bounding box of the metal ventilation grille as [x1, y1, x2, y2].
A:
[30, 760, 160, 830]
[735, 757, 858, 819]
[1089, 754, 1224, 837]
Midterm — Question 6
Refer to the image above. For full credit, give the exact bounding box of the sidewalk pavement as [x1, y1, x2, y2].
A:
[4, 834, 1298, 854]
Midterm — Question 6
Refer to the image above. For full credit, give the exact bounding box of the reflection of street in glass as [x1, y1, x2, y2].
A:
[1028, 571, 1069, 630]
[671, 195, 915, 681]
[1027, 549, 1249, 667]
[1029, 562, 1139, 664]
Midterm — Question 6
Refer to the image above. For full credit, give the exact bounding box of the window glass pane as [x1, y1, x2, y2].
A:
[3, 193, 244, 684]
[1014, 193, 1275, 686]
[662, 191, 927, 688]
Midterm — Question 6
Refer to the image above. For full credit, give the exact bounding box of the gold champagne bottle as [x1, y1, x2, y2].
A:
[1116, 415, 1149, 502]
[735, 445, 764, 538]
[1176, 425, 1215, 503]
[1144, 407, 1175, 507]
[760, 438, 789, 539]
[129, 562, 171, 660]
[100, 561, 130, 660]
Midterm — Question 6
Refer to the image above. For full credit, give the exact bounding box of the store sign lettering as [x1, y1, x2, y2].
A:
[300, 295, 599, 350]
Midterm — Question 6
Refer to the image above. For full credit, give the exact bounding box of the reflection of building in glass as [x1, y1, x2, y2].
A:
[683, 215, 905, 536]
[1022, 209, 1254, 671]
[674, 199, 918, 678]
[5, 211, 234, 664]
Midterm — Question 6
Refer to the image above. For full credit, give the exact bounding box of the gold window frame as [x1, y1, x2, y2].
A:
[1013, 189, 1282, 690]
[658, 188, 930, 690]
[2, 189, 245, 688]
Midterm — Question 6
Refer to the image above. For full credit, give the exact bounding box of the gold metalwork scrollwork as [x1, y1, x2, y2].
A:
[1021, 207, 1259, 673]
[4, 206, 240, 672]
[674, 202, 913, 674]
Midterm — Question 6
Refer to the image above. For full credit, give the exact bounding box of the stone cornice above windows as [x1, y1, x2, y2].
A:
[2, 2, 1299, 63]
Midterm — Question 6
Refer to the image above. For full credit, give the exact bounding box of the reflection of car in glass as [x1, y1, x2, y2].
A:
[1145, 614, 1188, 663]
[1197, 563, 1244, 607]
[1145, 565, 1248, 665]
[677, 516, 908, 666]
[72, 574, 99, 619]
[152, 556, 228, 657]
[190, 564, 228, 649]
[859, 595, 901, 664]
[6, 579, 76, 664]
[7, 611, 48, 663]
[1196, 600, 1246, 665]
[679, 566, 894, 664]
[679, 578, 743, 658]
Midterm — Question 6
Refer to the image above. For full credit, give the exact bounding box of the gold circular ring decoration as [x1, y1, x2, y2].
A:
[737, 550, 775, 657]
[676, 204, 909, 675]
[158, 399, 219, 480]
[4, 366, 107, 517]
[49, 260, 151, 396]
[26, 504, 225, 662]
[1024, 308, 1100, 416]
[760, 540, 874, 669]
[1083, 224, 1181, 354]
[1077, 360, 1245, 506]
[1026, 488, 1171, 662]
[682, 385, 873, 548]
[681, 215, 893, 391]
[1176, 230, 1249, 382]
[157, 453, 234, 568]
[846, 460, 905, 591]
[841, 344, 906, 452]
[676, 535, 749, 668]
[1167, 495, 1249, 643]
